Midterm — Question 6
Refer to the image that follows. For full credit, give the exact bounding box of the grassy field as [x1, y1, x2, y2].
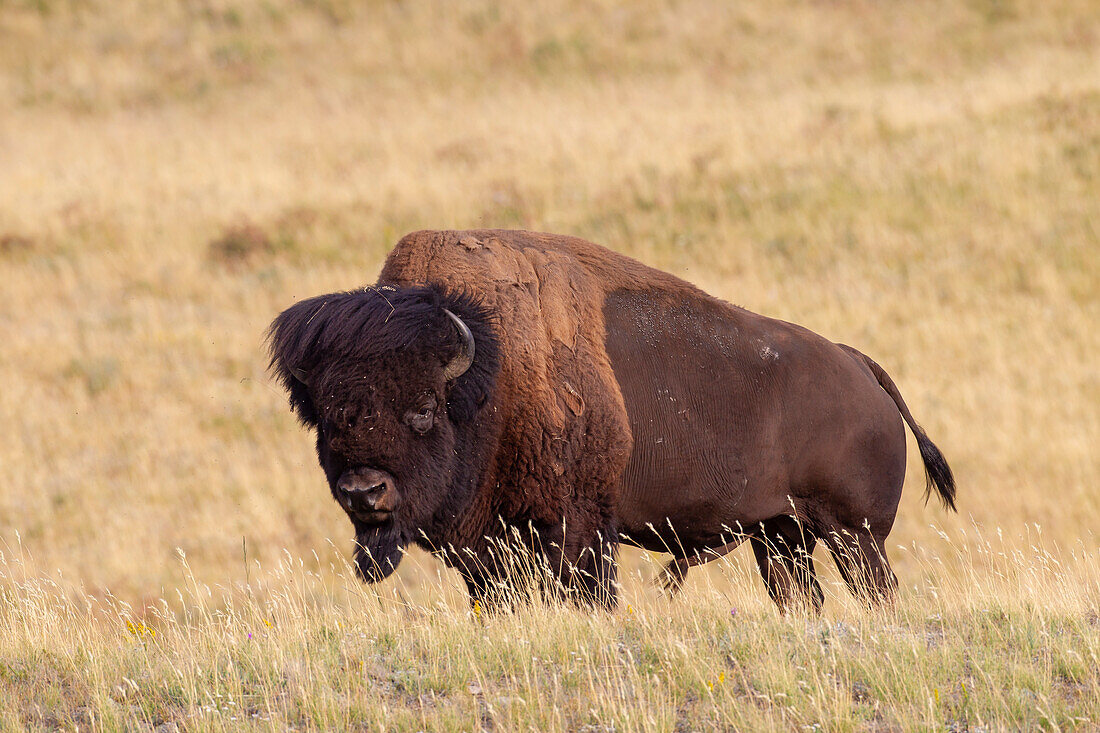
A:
[1, 0, 1098, 729]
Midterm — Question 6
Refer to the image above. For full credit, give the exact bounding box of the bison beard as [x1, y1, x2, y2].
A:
[353, 521, 405, 582]
[269, 229, 956, 616]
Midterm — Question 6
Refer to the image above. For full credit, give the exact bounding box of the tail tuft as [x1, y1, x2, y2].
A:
[915, 428, 957, 512]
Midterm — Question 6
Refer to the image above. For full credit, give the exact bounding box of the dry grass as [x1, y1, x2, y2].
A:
[1, 0, 1098, 729]
[2, 530, 1098, 731]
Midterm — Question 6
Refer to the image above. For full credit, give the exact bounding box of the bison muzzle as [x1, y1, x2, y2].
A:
[268, 229, 956, 614]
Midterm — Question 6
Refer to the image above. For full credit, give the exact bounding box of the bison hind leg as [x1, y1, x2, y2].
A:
[822, 524, 898, 609]
[656, 536, 749, 597]
[658, 557, 690, 595]
[751, 515, 824, 616]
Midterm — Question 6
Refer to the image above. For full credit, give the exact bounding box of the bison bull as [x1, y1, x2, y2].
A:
[268, 229, 955, 614]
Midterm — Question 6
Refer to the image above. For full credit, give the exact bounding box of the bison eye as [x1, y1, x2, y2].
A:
[404, 399, 436, 434]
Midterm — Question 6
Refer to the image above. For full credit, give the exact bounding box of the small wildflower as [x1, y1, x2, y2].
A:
[473, 600, 482, 618]
[730, 608, 738, 617]
[626, 605, 635, 615]
[248, 632, 253, 641]
[125, 619, 156, 640]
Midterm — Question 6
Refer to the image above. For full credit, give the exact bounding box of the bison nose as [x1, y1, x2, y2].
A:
[337, 468, 399, 515]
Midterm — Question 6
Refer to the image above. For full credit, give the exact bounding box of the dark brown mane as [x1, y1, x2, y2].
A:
[267, 285, 500, 427]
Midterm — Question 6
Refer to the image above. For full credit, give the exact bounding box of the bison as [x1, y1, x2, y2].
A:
[268, 229, 955, 614]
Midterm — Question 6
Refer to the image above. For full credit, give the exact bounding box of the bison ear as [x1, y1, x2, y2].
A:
[270, 360, 318, 428]
[267, 297, 327, 428]
[439, 299, 499, 425]
[283, 372, 319, 427]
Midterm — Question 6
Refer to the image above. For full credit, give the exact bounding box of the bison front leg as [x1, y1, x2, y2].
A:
[461, 572, 516, 617]
[519, 518, 619, 610]
[576, 527, 619, 610]
[552, 522, 620, 611]
[448, 541, 529, 616]
[458, 558, 532, 616]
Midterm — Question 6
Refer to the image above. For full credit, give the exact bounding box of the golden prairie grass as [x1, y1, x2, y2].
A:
[0, 0, 1098, 729]
[1, 529, 1097, 731]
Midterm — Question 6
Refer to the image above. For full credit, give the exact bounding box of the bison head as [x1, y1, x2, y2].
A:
[267, 285, 498, 582]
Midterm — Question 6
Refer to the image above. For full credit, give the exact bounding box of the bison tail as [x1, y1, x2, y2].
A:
[845, 347, 957, 512]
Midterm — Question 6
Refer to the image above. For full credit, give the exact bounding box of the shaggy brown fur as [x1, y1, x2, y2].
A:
[269, 229, 955, 613]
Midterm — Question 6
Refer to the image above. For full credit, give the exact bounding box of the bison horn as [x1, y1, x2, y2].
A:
[442, 308, 475, 381]
[290, 366, 309, 382]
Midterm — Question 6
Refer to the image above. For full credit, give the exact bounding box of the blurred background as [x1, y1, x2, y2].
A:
[0, 0, 1096, 605]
